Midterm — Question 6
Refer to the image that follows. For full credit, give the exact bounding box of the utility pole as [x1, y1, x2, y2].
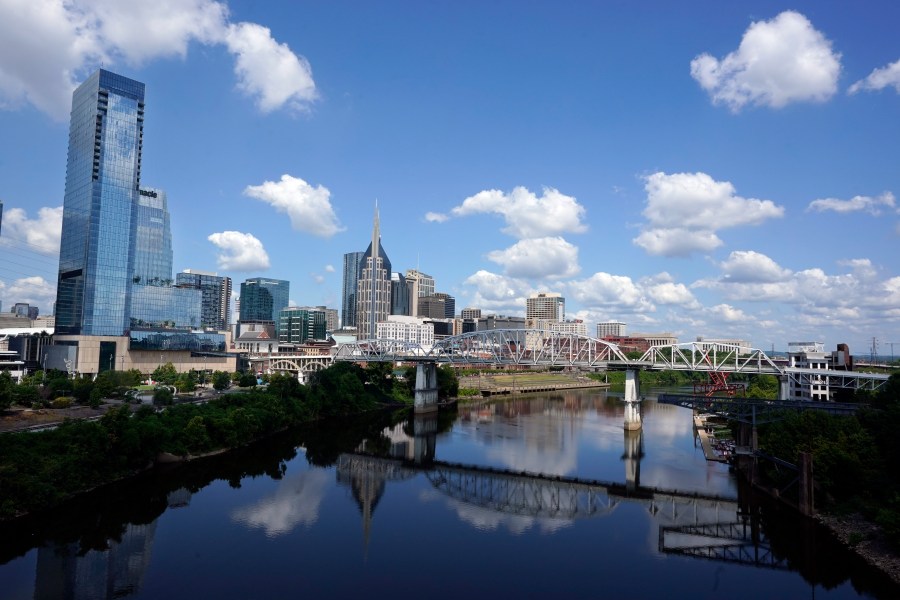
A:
[870, 337, 878, 363]
[886, 342, 899, 365]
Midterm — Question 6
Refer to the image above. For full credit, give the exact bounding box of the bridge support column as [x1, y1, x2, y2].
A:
[623, 369, 642, 431]
[414, 362, 439, 413]
[411, 413, 438, 465]
[778, 375, 790, 401]
[622, 428, 644, 491]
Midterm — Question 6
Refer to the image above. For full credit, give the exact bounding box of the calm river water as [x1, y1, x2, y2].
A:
[1, 389, 898, 599]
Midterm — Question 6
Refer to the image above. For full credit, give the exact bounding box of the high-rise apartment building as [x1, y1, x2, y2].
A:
[356, 206, 392, 339]
[405, 269, 434, 317]
[279, 307, 326, 344]
[56, 70, 146, 336]
[526, 292, 565, 327]
[176, 269, 232, 330]
[597, 321, 626, 338]
[239, 278, 289, 326]
[341, 250, 365, 328]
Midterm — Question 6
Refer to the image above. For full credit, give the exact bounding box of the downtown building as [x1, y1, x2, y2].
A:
[47, 70, 232, 377]
[355, 206, 392, 340]
[341, 250, 365, 329]
[176, 269, 232, 331]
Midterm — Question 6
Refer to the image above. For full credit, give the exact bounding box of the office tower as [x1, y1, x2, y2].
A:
[279, 307, 326, 344]
[129, 186, 201, 330]
[526, 292, 565, 326]
[176, 269, 232, 330]
[404, 269, 434, 317]
[417, 292, 455, 319]
[460, 307, 481, 320]
[356, 206, 392, 339]
[390, 272, 410, 316]
[55, 69, 145, 335]
[322, 307, 339, 332]
[597, 321, 626, 338]
[342, 251, 365, 328]
[239, 278, 290, 325]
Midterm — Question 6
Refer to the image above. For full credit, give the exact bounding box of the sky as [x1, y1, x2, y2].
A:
[0, 0, 898, 355]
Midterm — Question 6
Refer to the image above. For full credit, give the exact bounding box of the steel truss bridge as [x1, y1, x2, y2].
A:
[332, 330, 890, 392]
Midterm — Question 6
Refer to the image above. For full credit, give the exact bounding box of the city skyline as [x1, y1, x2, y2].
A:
[0, 1, 899, 352]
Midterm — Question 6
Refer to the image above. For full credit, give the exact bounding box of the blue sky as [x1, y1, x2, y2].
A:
[0, 0, 898, 354]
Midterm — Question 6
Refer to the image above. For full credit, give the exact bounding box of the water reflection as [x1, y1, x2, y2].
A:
[231, 464, 331, 538]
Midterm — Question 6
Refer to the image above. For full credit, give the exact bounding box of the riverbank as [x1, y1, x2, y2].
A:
[817, 513, 900, 585]
[693, 413, 732, 463]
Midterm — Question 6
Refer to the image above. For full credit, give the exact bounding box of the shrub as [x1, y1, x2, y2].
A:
[51, 397, 74, 409]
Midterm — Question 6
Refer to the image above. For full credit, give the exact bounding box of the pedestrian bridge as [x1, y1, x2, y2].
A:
[333, 329, 890, 392]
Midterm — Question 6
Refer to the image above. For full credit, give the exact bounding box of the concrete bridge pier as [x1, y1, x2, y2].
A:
[778, 375, 790, 401]
[414, 362, 440, 413]
[623, 369, 642, 431]
[622, 428, 644, 491]
[411, 413, 438, 465]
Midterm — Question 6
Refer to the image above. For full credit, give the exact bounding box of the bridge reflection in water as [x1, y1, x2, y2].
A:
[334, 411, 786, 571]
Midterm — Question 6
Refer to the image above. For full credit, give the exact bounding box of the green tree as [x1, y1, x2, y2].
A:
[152, 362, 178, 385]
[238, 372, 258, 388]
[153, 386, 174, 405]
[364, 362, 394, 398]
[0, 371, 13, 410]
[12, 384, 40, 407]
[212, 371, 231, 391]
[437, 365, 459, 399]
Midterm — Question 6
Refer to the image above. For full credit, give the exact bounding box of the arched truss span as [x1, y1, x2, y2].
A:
[637, 342, 782, 375]
[333, 339, 429, 361]
[430, 329, 629, 367]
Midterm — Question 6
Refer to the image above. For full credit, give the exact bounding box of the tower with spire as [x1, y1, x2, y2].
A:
[356, 203, 392, 339]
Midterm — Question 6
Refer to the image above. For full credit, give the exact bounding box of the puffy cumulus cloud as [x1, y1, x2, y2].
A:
[486, 237, 579, 280]
[207, 231, 270, 271]
[642, 278, 700, 308]
[720, 250, 792, 283]
[633, 172, 784, 257]
[807, 192, 897, 216]
[451, 187, 587, 239]
[566, 272, 654, 313]
[324, 264, 335, 273]
[0, 0, 315, 120]
[3, 276, 56, 312]
[710, 304, 747, 322]
[0, 206, 63, 255]
[224, 22, 317, 113]
[425, 212, 449, 223]
[461, 270, 530, 313]
[244, 175, 343, 237]
[690, 11, 841, 112]
[632, 227, 722, 257]
[838, 258, 878, 281]
[849, 58, 900, 95]
[231, 470, 330, 537]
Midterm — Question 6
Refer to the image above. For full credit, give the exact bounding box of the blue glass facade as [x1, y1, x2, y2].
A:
[341, 251, 365, 328]
[278, 307, 326, 344]
[239, 278, 289, 325]
[56, 70, 145, 336]
[176, 271, 231, 330]
[129, 330, 226, 352]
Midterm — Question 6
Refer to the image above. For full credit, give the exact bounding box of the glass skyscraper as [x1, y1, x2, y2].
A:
[239, 278, 290, 324]
[56, 70, 145, 335]
[176, 270, 232, 331]
[341, 251, 365, 328]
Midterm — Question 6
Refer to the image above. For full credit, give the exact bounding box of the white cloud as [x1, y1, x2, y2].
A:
[632, 227, 722, 257]
[425, 212, 449, 223]
[461, 270, 530, 313]
[690, 11, 841, 112]
[849, 58, 900, 95]
[720, 250, 792, 283]
[244, 175, 343, 238]
[324, 264, 335, 273]
[0, 0, 315, 120]
[633, 172, 784, 257]
[0, 206, 63, 255]
[207, 231, 270, 271]
[566, 272, 654, 313]
[710, 304, 747, 322]
[451, 187, 587, 239]
[224, 22, 317, 113]
[231, 470, 330, 537]
[643, 280, 699, 307]
[486, 237, 580, 280]
[807, 192, 896, 216]
[2, 276, 56, 312]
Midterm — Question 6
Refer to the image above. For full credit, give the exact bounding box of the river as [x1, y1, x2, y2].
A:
[0, 389, 897, 599]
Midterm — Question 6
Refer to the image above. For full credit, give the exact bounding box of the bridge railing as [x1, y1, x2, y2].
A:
[638, 342, 783, 375]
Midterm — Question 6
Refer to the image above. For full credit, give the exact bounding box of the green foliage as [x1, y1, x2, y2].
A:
[212, 371, 231, 391]
[50, 397, 73, 409]
[745, 375, 779, 399]
[152, 362, 178, 385]
[153, 387, 174, 405]
[437, 365, 459, 399]
[0, 371, 14, 410]
[174, 371, 198, 393]
[238, 372, 258, 388]
[12, 385, 40, 407]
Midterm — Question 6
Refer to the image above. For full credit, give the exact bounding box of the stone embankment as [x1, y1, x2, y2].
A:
[815, 513, 900, 585]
